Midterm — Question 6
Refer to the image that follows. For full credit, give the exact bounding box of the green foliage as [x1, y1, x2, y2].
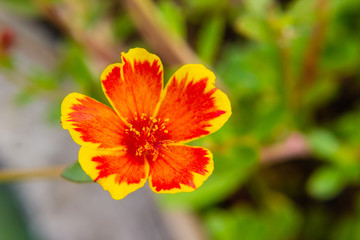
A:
[330, 194, 360, 240]
[157, 0, 187, 38]
[335, 111, 360, 144]
[196, 15, 225, 64]
[0, 55, 14, 69]
[181, 0, 228, 14]
[59, 42, 96, 93]
[13, 90, 35, 106]
[235, 0, 274, 42]
[204, 194, 301, 240]
[307, 166, 346, 200]
[0, 185, 38, 240]
[307, 129, 339, 159]
[0, 0, 39, 16]
[62, 161, 93, 183]
[113, 14, 136, 39]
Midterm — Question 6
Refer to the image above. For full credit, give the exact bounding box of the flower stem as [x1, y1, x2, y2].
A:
[0, 165, 67, 183]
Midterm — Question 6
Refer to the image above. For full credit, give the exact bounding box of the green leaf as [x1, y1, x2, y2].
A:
[196, 15, 225, 64]
[307, 129, 339, 159]
[307, 166, 345, 200]
[242, 0, 273, 16]
[62, 161, 93, 183]
[235, 15, 270, 42]
[158, 0, 186, 38]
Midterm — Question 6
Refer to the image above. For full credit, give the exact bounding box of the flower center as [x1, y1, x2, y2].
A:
[124, 113, 171, 160]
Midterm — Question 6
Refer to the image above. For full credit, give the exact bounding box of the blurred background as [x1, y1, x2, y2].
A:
[0, 0, 360, 239]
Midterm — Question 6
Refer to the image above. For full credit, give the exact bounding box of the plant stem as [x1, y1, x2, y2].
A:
[260, 132, 309, 165]
[300, 0, 328, 87]
[0, 165, 67, 183]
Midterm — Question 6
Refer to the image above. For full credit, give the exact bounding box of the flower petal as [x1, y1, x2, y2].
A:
[156, 64, 231, 143]
[101, 48, 163, 121]
[61, 92, 126, 149]
[148, 145, 213, 193]
[79, 147, 149, 200]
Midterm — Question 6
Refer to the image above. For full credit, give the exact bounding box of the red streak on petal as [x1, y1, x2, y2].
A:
[102, 66, 121, 94]
[150, 146, 211, 191]
[93, 154, 146, 184]
[157, 75, 226, 142]
[66, 96, 125, 148]
[102, 58, 162, 120]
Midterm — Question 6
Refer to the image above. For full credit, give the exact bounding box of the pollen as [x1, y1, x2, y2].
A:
[124, 113, 172, 158]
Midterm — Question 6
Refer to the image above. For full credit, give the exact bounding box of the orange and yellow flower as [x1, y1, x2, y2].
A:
[61, 48, 231, 200]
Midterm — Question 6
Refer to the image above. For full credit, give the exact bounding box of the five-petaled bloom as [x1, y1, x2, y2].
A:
[61, 48, 231, 200]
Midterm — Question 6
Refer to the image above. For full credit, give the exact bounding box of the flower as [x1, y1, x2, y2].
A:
[61, 48, 231, 200]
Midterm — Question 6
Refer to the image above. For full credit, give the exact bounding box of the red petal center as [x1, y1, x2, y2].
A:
[124, 113, 172, 160]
